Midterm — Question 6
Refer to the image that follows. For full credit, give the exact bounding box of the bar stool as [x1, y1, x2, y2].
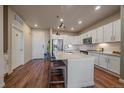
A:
[48, 59, 67, 88]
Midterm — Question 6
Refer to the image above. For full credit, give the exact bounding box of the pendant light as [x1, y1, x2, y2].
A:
[56, 6, 66, 35]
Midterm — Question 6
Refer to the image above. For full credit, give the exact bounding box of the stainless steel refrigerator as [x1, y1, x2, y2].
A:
[52, 39, 63, 52]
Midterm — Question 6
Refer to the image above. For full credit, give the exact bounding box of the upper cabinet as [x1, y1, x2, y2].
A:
[80, 19, 121, 44]
[90, 27, 104, 44]
[103, 19, 121, 43]
[91, 29, 97, 43]
[97, 27, 104, 43]
[103, 22, 113, 42]
[113, 19, 121, 42]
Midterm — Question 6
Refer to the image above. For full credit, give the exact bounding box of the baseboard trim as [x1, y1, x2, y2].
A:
[119, 78, 124, 83]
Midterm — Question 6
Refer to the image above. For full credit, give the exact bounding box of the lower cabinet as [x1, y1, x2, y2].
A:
[107, 56, 120, 74]
[88, 53, 99, 65]
[99, 55, 120, 75]
[89, 53, 120, 75]
[99, 55, 108, 69]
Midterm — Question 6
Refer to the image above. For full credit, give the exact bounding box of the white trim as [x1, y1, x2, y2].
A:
[12, 24, 23, 32]
[119, 78, 124, 83]
[0, 75, 5, 88]
[11, 24, 24, 71]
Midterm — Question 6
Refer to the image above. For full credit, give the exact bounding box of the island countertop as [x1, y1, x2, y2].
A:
[53, 51, 94, 60]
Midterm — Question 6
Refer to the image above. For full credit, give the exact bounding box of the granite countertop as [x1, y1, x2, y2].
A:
[88, 50, 120, 57]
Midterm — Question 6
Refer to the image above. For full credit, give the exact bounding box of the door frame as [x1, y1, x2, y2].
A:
[11, 24, 24, 70]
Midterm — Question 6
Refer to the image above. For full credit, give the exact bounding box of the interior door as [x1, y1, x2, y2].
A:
[32, 31, 45, 59]
[12, 25, 24, 70]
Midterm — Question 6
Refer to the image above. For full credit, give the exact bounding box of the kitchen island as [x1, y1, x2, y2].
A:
[53, 51, 95, 88]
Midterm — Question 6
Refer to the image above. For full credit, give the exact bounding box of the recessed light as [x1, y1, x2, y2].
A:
[57, 26, 60, 29]
[34, 24, 38, 27]
[60, 18, 64, 22]
[71, 27, 74, 31]
[95, 5, 101, 10]
[78, 21, 82, 24]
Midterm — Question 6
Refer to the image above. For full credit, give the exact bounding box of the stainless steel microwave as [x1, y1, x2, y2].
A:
[83, 37, 92, 44]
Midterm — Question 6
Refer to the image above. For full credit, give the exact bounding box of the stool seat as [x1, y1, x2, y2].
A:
[48, 60, 67, 88]
[51, 61, 66, 67]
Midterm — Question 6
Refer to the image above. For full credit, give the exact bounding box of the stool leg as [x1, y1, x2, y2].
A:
[48, 69, 51, 88]
[63, 68, 67, 88]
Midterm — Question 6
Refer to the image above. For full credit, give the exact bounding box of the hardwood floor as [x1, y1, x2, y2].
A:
[4, 59, 124, 88]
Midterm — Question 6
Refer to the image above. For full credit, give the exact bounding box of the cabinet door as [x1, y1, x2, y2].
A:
[99, 55, 108, 69]
[87, 31, 92, 38]
[79, 35, 82, 44]
[94, 54, 99, 66]
[103, 23, 113, 42]
[113, 19, 121, 42]
[108, 56, 120, 74]
[64, 35, 70, 45]
[88, 53, 99, 65]
[76, 36, 80, 44]
[97, 27, 104, 43]
[83, 33, 88, 39]
[92, 30, 97, 44]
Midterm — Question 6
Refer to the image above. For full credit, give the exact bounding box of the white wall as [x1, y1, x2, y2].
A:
[0, 5, 5, 87]
[7, 7, 32, 73]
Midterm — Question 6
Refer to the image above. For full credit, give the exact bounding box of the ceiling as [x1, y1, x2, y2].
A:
[10, 5, 120, 32]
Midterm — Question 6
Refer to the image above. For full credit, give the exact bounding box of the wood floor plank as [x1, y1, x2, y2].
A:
[4, 59, 124, 88]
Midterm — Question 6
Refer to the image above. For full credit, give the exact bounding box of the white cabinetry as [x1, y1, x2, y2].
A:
[52, 34, 64, 39]
[103, 19, 121, 42]
[91, 27, 103, 44]
[73, 36, 81, 45]
[80, 19, 121, 44]
[97, 27, 104, 43]
[88, 52, 99, 65]
[113, 19, 121, 42]
[103, 23, 113, 42]
[99, 55, 108, 69]
[98, 54, 120, 75]
[91, 30, 97, 43]
[79, 34, 83, 44]
[108, 56, 120, 74]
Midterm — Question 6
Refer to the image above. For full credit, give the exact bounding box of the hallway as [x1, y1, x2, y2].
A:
[4, 59, 124, 88]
